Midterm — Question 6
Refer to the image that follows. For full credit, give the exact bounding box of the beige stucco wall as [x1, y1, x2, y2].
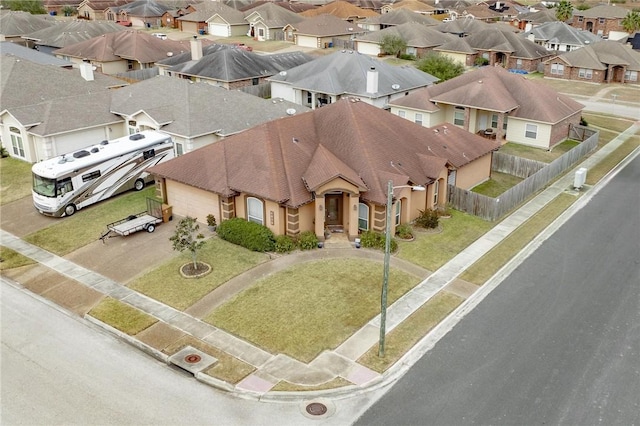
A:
[166, 180, 220, 225]
[439, 51, 467, 66]
[506, 118, 552, 149]
[455, 153, 493, 190]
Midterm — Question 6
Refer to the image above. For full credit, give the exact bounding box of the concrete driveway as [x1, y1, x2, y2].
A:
[1, 195, 182, 284]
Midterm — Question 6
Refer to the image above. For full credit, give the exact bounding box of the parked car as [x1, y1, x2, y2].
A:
[232, 43, 253, 52]
[116, 20, 132, 27]
[152, 33, 168, 40]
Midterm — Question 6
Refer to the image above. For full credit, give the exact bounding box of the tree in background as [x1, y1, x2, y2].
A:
[621, 11, 640, 33]
[1, 0, 46, 14]
[554, 0, 574, 22]
[416, 53, 464, 83]
[380, 34, 407, 58]
[61, 5, 76, 16]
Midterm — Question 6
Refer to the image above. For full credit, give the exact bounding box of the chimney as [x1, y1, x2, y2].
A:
[366, 67, 378, 94]
[79, 59, 94, 81]
[528, 33, 535, 42]
[190, 35, 203, 61]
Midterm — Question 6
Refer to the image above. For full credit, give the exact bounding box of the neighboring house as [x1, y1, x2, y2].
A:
[346, 0, 386, 14]
[269, 50, 438, 109]
[283, 14, 366, 48]
[299, 0, 379, 23]
[513, 8, 559, 32]
[113, 0, 175, 28]
[22, 19, 126, 54]
[53, 30, 203, 74]
[77, 0, 129, 21]
[0, 11, 56, 45]
[358, 8, 440, 31]
[435, 27, 553, 71]
[523, 21, 601, 53]
[544, 40, 640, 84]
[380, 0, 437, 16]
[570, 4, 628, 41]
[0, 55, 126, 163]
[355, 21, 454, 57]
[238, 1, 318, 14]
[388, 65, 584, 149]
[109, 75, 310, 154]
[434, 18, 490, 37]
[244, 2, 305, 41]
[44, 0, 83, 16]
[147, 98, 498, 240]
[161, 8, 191, 29]
[449, 4, 503, 22]
[176, 1, 247, 35]
[157, 38, 314, 90]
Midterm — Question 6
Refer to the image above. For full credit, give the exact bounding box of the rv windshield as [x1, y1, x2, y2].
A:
[32, 174, 56, 197]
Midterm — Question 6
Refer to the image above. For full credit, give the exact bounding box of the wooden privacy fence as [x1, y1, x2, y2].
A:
[448, 129, 599, 221]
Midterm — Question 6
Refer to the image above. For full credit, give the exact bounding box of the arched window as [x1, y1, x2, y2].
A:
[9, 127, 25, 158]
[358, 203, 369, 231]
[247, 197, 264, 225]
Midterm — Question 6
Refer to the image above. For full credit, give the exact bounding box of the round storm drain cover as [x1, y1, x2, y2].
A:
[184, 354, 202, 364]
[306, 402, 328, 416]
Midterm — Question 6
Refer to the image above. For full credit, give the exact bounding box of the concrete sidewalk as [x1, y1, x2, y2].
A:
[2, 121, 639, 400]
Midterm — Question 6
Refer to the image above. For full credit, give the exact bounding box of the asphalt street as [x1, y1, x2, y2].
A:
[355, 155, 640, 425]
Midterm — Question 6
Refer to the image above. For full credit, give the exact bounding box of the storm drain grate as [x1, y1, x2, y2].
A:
[168, 346, 217, 375]
[306, 402, 328, 416]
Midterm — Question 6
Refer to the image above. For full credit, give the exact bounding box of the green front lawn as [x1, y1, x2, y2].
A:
[472, 171, 523, 197]
[89, 297, 158, 335]
[397, 210, 494, 271]
[0, 157, 33, 205]
[205, 258, 421, 363]
[498, 139, 580, 163]
[128, 238, 268, 311]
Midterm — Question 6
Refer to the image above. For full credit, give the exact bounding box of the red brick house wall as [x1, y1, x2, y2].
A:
[570, 16, 623, 37]
[549, 111, 582, 148]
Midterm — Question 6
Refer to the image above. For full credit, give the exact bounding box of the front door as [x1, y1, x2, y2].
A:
[325, 195, 342, 226]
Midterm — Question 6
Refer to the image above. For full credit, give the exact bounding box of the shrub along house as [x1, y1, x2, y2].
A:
[148, 98, 498, 241]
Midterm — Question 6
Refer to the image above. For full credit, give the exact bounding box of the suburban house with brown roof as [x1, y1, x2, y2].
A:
[147, 98, 498, 240]
[354, 22, 454, 57]
[244, 2, 305, 41]
[52, 30, 204, 74]
[388, 66, 584, 149]
[77, 0, 129, 21]
[299, 1, 379, 23]
[570, 4, 629, 41]
[358, 8, 440, 32]
[22, 19, 126, 54]
[268, 50, 438, 109]
[0, 11, 56, 45]
[543, 40, 640, 84]
[434, 27, 553, 70]
[176, 1, 247, 35]
[282, 14, 366, 48]
[380, 0, 437, 16]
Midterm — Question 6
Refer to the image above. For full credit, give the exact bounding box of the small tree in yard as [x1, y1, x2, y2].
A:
[380, 34, 407, 58]
[170, 217, 206, 270]
[416, 53, 464, 82]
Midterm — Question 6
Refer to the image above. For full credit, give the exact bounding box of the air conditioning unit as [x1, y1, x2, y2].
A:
[573, 167, 587, 190]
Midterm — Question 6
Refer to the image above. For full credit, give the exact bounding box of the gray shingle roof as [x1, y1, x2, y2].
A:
[268, 50, 438, 97]
[0, 11, 56, 37]
[523, 21, 600, 47]
[360, 8, 440, 26]
[116, 0, 174, 17]
[0, 55, 125, 111]
[516, 8, 558, 24]
[355, 22, 455, 48]
[574, 4, 628, 19]
[179, 1, 245, 23]
[165, 48, 314, 82]
[0, 41, 71, 66]
[435, 18, 490, 36]
[23, 20, 126, 49]
[548, 40, 640, 71]
[244, 2, 305, 28]
[109, 75, 310, 137]
[465, 28, 552, 59]
[291, 13, 364, 36]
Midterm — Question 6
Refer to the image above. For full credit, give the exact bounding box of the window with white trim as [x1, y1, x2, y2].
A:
[415, 113, 422, 125]
[516, 58, 523, 69]
[358, 203, 369, 231]
[395, 201, 401, 226]
[625, 70, 638, 82]
[551, 63, 564, 75]
[525, 123, 537, 139]
[491, 114, 498, 129]
[9, 127, 25, 158]
[433, 180, 439, 205]
[246, 197, 264, 225]
[397, 110, 406, 118]
[454, 107, 465, 126]
[578, 68, 592, 79]
[175, 142, 184, 156]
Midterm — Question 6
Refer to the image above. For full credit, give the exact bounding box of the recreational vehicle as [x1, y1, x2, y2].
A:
[32, 131, 174, 217]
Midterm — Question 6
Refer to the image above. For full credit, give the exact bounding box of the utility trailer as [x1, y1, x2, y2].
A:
[100, 198, 163, 242]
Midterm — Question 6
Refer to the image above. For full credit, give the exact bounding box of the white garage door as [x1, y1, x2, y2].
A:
[209, 23, 228, 37]
[297, 35, 318, 48]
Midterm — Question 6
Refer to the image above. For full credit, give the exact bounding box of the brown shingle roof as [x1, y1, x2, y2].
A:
[300, 0, 379, 19]
[149, 98, 498, 207]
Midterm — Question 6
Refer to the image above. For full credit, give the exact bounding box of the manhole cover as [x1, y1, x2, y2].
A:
[184, 354, 202, 364]
[306, 402, 328, 416]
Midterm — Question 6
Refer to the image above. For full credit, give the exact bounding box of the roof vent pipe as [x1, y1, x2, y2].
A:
[366, 66, 378, 94]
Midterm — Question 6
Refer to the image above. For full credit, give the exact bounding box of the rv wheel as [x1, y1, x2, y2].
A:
[64, 204, 76, 216]
[146, 224, 155, 233]
[134, 179, 145, 191]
